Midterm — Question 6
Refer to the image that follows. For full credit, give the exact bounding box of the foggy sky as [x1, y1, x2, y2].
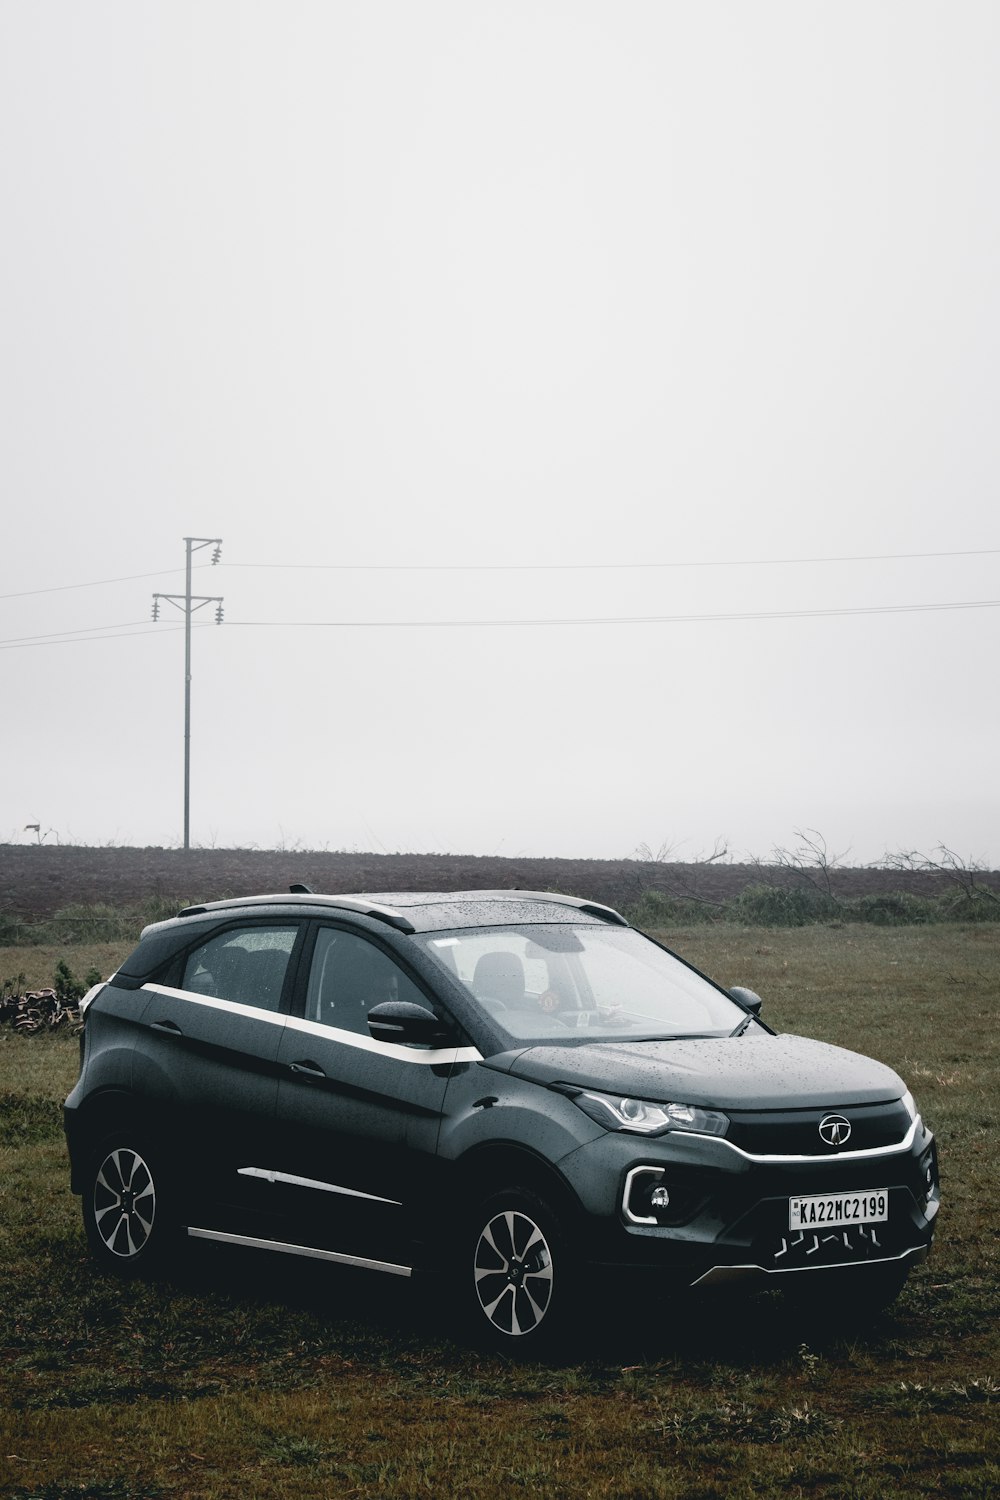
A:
[2, 2, 998, 867]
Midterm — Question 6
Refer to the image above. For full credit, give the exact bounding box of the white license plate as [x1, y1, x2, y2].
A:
[788, 1189, 889, 1232]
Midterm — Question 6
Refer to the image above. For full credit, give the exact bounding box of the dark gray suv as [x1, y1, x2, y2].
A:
[64, 889, 940, 1349]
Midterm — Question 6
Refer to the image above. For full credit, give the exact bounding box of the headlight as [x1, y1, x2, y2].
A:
[572, 1089, 728, 1138]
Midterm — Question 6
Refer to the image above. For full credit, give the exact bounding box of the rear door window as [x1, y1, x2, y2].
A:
[181, 925, 298, 1013]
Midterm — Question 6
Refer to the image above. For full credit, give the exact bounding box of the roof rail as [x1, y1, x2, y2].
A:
[510, 890, 629, 927]
[175, 892, 416, 934]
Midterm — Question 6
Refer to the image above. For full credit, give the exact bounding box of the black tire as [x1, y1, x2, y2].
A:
[846, 1260, 912, 1313]
[466, 1188, 573, 1354]
[82, 1137, 175, 1276]
[864, 1261, 911, 1308]
[784, 1260, 911, 1323]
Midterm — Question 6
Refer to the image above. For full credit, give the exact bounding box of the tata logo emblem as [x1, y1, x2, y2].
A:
[819, 1114, 852, 1147]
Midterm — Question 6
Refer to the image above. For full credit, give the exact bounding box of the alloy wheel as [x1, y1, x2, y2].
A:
[473, 1207, 554, 1337]
[92, 1147, 157, 1259]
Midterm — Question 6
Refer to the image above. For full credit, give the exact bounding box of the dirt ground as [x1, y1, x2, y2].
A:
[3, 843, 994, 918]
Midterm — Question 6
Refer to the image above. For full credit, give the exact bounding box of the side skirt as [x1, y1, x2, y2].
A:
[186, 1226, 412, 1278]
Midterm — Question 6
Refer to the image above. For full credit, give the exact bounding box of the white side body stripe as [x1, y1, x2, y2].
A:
[140, 982, 482, 1066]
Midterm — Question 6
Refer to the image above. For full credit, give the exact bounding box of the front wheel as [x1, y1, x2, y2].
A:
[467, 1189, 572, 1353]
[82, 1139, 174, 1275]
[784, 1259, 912, 1323]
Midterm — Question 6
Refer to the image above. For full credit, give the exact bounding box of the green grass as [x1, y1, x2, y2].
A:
[1, 925, 998, 1498]
[2, 945, 125, 998]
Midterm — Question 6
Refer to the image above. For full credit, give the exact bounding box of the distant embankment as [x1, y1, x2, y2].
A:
[2, 843, 997, 922]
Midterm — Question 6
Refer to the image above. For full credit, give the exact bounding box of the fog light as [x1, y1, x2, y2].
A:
[650, 1186, 670, 1209]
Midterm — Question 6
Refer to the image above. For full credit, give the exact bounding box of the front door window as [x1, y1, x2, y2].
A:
[305, 927, 429, 1036]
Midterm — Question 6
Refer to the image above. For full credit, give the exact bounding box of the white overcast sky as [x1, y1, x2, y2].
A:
[2, 2, 998, 866]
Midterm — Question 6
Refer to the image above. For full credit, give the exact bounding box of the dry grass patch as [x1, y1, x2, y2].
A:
[1, 925, 998, 1498]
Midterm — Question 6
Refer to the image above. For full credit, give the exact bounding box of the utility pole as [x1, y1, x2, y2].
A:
[152, 537, 224, 850]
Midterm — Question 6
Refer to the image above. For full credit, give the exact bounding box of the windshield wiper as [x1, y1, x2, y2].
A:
[628, 1031, 725, 1043]
[730, 1015, 754, 1037]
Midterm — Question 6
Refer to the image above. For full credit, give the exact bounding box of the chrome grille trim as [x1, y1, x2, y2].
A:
[706, 1116, 920, 1165]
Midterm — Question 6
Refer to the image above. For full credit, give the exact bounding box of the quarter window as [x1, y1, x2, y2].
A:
[181, 925, 298, 1013]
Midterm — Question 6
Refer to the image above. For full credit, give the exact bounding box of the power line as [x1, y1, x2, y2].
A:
[0, 619, 165, 646]
[0, 623, 194, 650]
[4, 595, 997, 652]
[0, 566, 206, 601]
[3, 545, 997, 602]
[224, 546, 1000, 573]
[224, 598, 1000, 629]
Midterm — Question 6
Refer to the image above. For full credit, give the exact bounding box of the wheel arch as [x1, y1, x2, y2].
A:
[453, 1141, 584, 1226]
[66, 1089, 162, 1193]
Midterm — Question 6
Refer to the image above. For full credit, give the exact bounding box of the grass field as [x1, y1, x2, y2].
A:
[1, 945, 126, 998]
[1, 923, 997, 1499]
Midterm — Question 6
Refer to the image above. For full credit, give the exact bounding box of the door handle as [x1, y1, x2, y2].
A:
[151, 1020, 183, 1034]
[289, 1060, 327, 1079]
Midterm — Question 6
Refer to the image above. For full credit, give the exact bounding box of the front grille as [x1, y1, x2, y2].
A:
[725, 1099, 911, 1157]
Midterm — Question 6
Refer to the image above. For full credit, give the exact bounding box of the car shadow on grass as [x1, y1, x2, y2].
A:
[147, 1234, 915, 1375]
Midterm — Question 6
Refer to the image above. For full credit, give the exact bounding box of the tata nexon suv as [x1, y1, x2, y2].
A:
[64, 889, 940, 1349]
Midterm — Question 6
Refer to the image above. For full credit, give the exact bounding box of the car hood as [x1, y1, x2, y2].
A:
[492, 1032, 905, 1110]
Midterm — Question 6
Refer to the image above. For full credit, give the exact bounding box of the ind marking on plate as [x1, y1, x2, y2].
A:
[788, 1189, 889, 1232]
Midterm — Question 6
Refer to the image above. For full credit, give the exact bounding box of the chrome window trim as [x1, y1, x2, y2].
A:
[237, 1167, 401, 1207]
[141, 983, 483, 1066]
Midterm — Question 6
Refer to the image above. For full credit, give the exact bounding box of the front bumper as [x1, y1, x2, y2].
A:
[694, 1241, 929, 1289]
[558, 1116, 939, 1288]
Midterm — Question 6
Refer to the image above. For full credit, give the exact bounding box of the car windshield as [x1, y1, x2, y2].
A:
[417, 923, 743, 1043]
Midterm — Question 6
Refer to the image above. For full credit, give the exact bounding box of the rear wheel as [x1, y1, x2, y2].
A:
[82, 1138, 175, 1276]
[467, 1189, 572, 1353]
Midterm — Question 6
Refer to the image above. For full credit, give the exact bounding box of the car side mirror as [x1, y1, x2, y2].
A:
[367, 1001, 454, 1047]
[729, 985, 763, 1015]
